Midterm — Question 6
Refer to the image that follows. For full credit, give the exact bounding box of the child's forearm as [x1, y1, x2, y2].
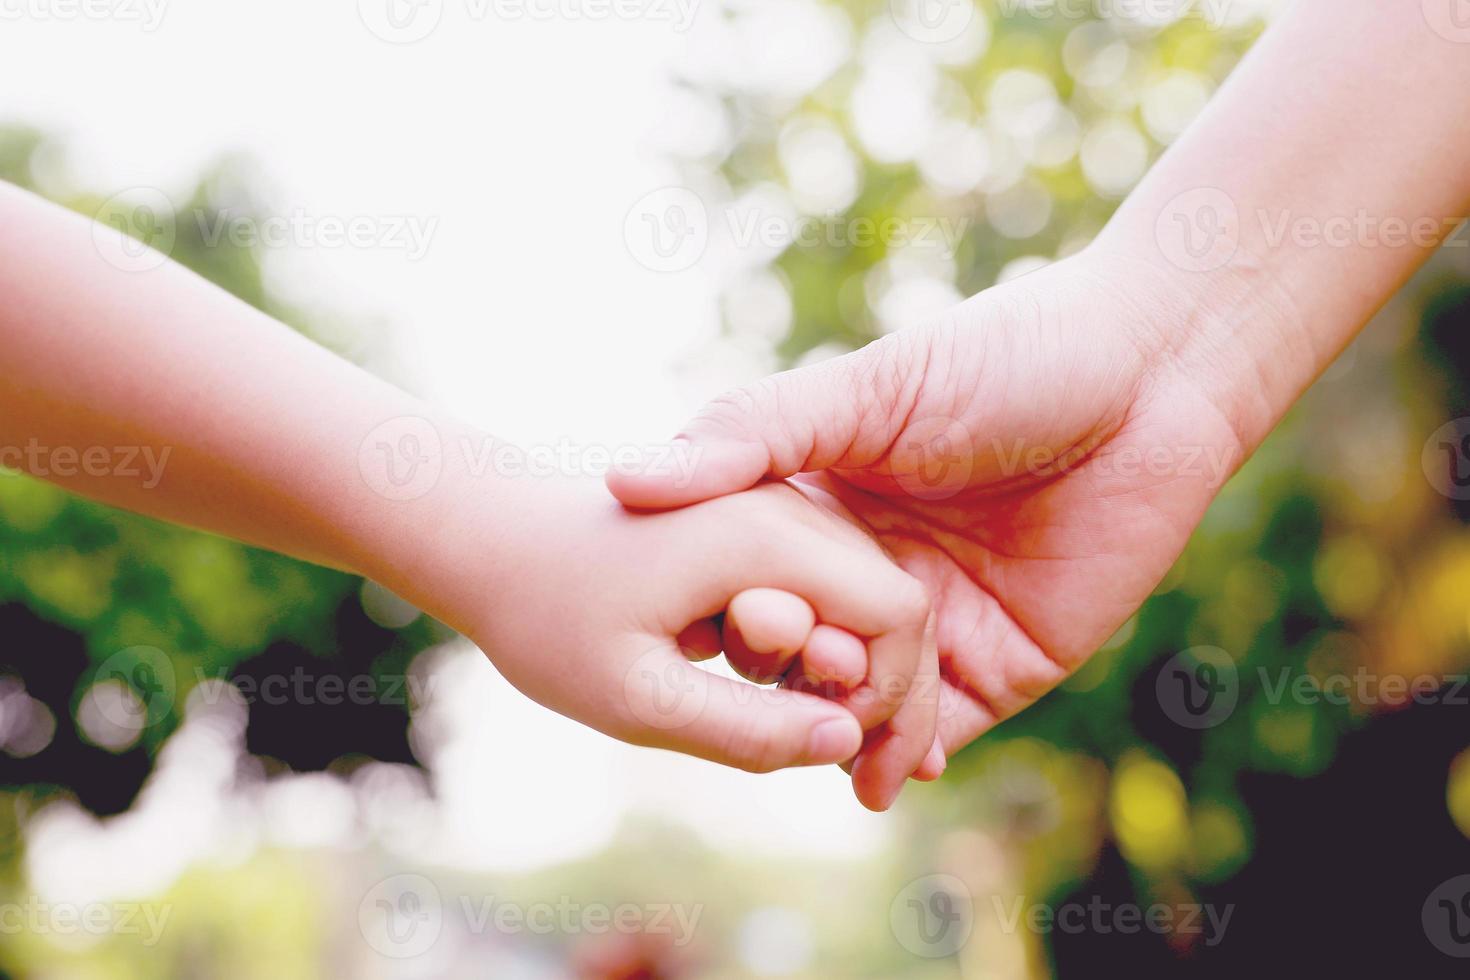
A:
[1096, 0, 1470, 450]
[0, 181, 492, 616]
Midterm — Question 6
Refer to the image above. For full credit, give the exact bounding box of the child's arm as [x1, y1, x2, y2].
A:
[0, 182, 934, 806]
[0, 181, 443, 574]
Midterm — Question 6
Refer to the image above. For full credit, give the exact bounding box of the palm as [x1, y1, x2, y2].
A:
[797, 265, 1245, 751]
[611, 256, 1249, 764]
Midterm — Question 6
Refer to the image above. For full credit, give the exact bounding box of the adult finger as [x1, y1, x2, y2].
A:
[849, 610, 941, 810]
[605, 341, 911, 509]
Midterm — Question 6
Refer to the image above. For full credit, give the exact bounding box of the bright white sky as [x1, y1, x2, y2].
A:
[0, 0, 892, 877]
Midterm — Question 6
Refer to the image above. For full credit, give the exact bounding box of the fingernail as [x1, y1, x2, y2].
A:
[911, 742, 946, 782]
[926, 741, 946, 777]
[805, 716, 860, 764]
[880, 783, 904, 811]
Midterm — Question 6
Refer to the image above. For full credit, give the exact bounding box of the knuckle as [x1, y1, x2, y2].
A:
[686, 386, 762, 439]
[889, 574, 933, 627]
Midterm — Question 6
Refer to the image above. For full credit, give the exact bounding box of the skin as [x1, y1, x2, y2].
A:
[612, 256, 1236, 754]
[2, 0, 1463, 811]
[0, 180, 937, 809]
[439, 474, 939, 790]
[609, 0, 1470, 786]
[720, 587, 945, 781]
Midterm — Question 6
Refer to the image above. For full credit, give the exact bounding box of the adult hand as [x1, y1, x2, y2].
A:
[611, 0, 1470, 797]
[608, 250, 1250, 765]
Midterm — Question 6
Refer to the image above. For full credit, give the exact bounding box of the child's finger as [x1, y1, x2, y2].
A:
[722, 588, 814, 683]
[848, 610, 940, 810]
[692, 484, 929, 736]
[790, 624, 867, 693]
[676, 616, 723, 662]
[726, 590, 871, 696]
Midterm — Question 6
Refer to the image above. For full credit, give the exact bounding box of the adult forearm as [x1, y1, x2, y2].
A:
[1095, 0, 1470, 449]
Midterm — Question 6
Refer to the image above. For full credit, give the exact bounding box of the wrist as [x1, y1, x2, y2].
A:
[346, 415, 540, 637]
[1076, 220, 1311, 455]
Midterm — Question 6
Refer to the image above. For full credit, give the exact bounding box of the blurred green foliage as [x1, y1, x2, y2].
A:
[2, 1, 1469, 976]
[0, 124, 438, 768]
[680, 0, 1470, 972]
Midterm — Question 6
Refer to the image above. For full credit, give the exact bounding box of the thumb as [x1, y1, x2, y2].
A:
[606, 347, 885, 509]
[620, 646, 864, 772]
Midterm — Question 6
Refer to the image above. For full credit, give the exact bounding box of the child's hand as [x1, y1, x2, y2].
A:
[0, 182, 936, 807]
[430, 474, 936, 810]
[676, 588, 868, 689]
[691, 588, 946, 782]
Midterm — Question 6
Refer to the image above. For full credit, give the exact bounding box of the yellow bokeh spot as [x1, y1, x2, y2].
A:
[0, 474, 67, 534]
[1313, 536, 1384, 620]
[1256, 708, 1311, 755]
[1449, 748, 1470, 841]
[1191, 801, 1250, 880]
[1419, 539, 1470, 650]
[1110, 752, 1188, 871]
[16, 547, 115, 623]
[1251, 704, 1324, 775]
[168, 536, 276, 650]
